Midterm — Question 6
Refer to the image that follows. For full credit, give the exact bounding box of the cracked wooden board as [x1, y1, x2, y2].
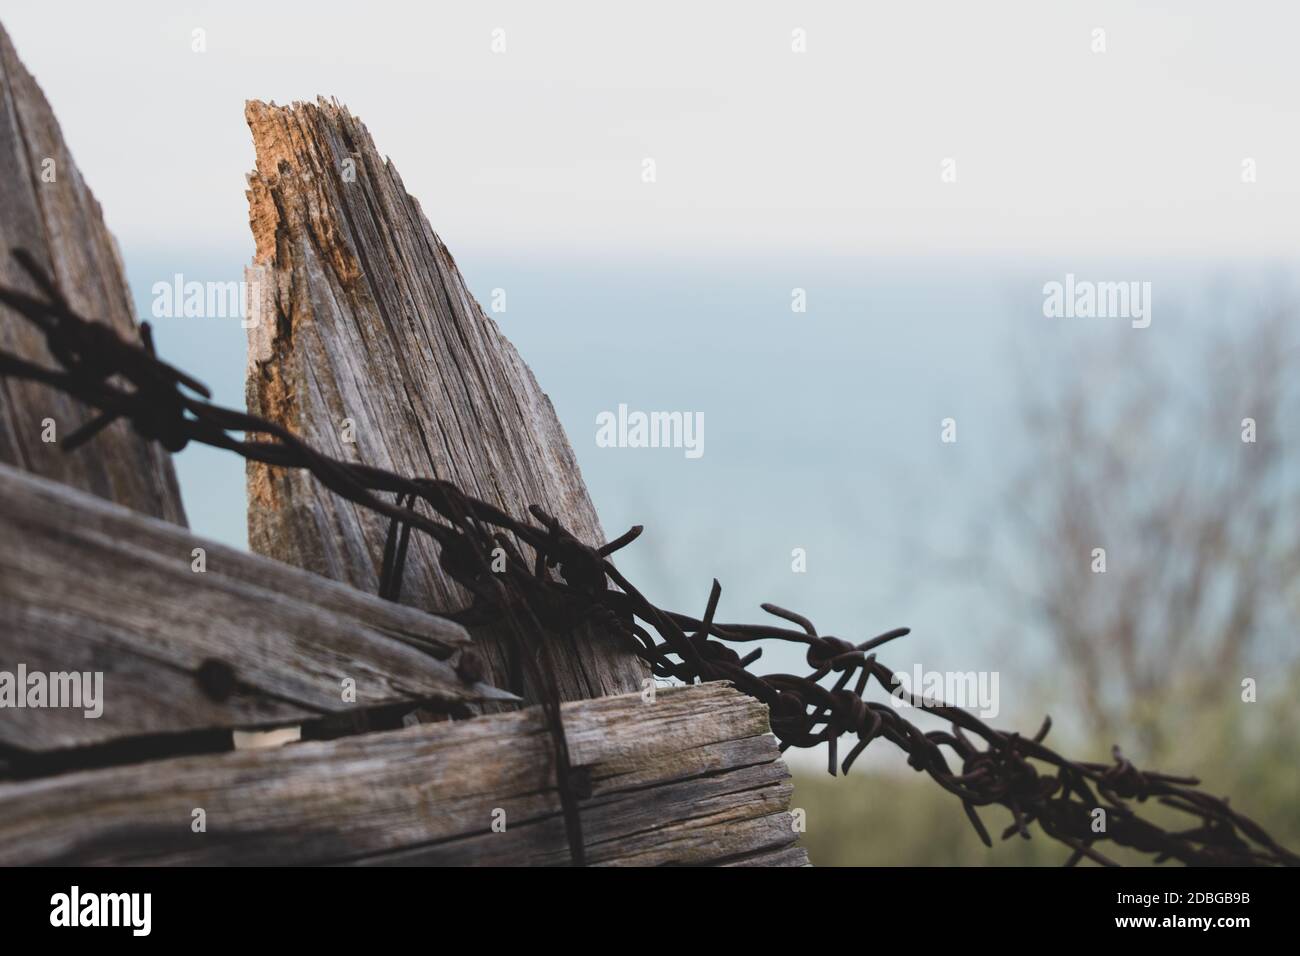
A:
[0, 682, 807, 866]
[0, 463, 512, 756]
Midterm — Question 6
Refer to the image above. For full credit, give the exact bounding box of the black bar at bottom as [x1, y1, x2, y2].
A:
[0, 864, 1291, 942]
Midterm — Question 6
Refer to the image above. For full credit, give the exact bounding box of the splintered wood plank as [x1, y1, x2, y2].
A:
[0, 21, 186, 524]
[0, 463, 515, 755]
[0, 683, 808, 866]
[242, 98, 646, 702]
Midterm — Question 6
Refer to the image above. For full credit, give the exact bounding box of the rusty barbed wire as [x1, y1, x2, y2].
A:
[1, 247, 1295, 868]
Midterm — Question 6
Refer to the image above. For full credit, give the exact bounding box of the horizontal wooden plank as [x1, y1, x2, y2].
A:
[0, 464, 516, 754]
[0, 683, 807, 866]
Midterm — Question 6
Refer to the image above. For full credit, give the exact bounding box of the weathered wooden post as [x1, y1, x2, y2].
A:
[242, 98, 646, 703]
[0, 22, 185, 524]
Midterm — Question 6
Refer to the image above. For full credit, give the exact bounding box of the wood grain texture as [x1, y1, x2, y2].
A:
[0, 463, 514, 755]
[0, 21, 185, 524]
[0, 682, 808, 866]
[242, 98, 645, 702]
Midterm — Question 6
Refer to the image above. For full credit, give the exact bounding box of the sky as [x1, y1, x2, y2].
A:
[2, 1, 1299, 260]
[2, 3, 1296, 769]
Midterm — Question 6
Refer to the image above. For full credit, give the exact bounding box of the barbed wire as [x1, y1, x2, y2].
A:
[1, 247, 1295, 867]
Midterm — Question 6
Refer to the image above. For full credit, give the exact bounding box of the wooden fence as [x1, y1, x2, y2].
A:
[0, 20, 807, 866]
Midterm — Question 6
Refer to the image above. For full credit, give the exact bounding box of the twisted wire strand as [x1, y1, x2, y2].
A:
[0, 248, 1294, 867]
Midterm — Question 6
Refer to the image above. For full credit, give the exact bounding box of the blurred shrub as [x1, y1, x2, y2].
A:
[792, 665, 1300, 866]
